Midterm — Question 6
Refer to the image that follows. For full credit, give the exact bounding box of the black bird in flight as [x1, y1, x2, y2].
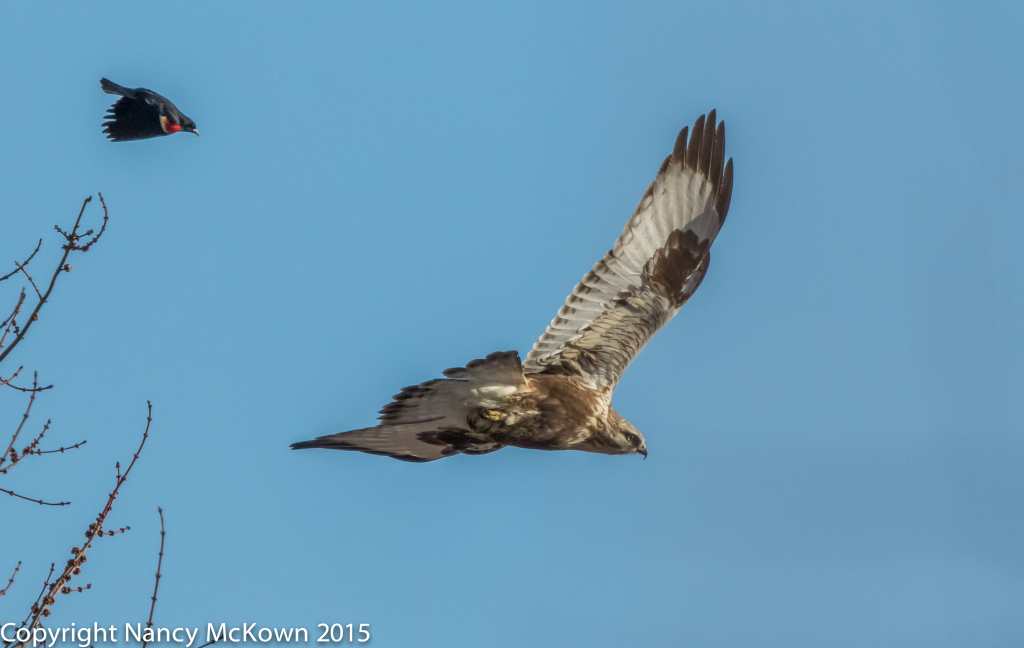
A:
[100, 78, 198, 142]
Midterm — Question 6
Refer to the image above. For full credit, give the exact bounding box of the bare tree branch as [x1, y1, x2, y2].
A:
[0, 366, 23, 388]
[8, 402, 151, 646]
[0, 488, 70, 507]
[28, 440, 87, 456]
[0, 240, 41, 283]
[0, 366, 53, 394]
[1, 373, 40, 471]
[141, 508, 166, 648]
[0, 289, 24, 331]
[1, 372, 84, 506]
[0, 194, 109, 366]
[0, 561, 20, 596]
[15, 263, 42, 300]
[1, 381, 53, 394]
[0, 290, 25, 360]
[0, 194, 162, 648]
[4, 562, 54, 646]
[1, 419, 51, 475]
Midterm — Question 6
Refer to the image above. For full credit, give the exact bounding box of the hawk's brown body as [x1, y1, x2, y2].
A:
[465, 372, 613, 453]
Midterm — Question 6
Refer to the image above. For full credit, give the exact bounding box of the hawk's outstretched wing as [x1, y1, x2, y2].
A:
[523, 112, 733, 392]
[291, 351, 525, 462]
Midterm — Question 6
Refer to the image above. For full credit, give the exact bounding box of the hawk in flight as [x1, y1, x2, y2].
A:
[293, 111, 734, 462]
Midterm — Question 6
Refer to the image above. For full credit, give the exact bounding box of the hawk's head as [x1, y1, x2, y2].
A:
[606, 409, 647, 458]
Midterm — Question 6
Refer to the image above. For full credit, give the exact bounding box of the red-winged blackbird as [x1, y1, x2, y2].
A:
[100, 78, 198, 142]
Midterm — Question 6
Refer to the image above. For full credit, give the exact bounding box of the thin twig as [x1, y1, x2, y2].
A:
[30, 440, 88, 456]
[30, 564, 55, 614]
[79, 193, 109, 252]
[0, 561, 20, 596]
[0, 290, 24, 330]
[97, 524, 131, 537]
[0, 366, 22, 388]
[141, 508, 166, 648]
[0, 240, 41, 283]
[15, 264, 42, 300]
[0, 487, 70, 506]
[2, 383, 53, 393]
[1, 381, 52, 393]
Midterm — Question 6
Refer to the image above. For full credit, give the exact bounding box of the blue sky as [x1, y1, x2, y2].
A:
[1, 1, 1022, 646]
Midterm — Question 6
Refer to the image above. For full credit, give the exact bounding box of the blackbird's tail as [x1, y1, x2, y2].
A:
[100, 78, 132, 96]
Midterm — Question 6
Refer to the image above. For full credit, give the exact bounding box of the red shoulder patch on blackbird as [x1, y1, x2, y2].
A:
[159, 115, 182, 134]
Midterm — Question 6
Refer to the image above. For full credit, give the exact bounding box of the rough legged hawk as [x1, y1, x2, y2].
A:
[292, 111, 734, 462]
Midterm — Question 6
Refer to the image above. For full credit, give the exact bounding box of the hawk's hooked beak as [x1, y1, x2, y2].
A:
[638, 447, 647, 459]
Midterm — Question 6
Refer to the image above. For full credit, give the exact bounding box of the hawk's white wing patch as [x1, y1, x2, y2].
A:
[523, 112, 733, 392]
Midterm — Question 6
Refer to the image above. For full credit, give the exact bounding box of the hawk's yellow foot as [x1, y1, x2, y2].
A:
[481, 409, 508, 422]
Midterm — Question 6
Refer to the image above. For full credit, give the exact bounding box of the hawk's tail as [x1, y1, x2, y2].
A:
[290, 428, 440, 463]
[291, 350, 524, 462]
